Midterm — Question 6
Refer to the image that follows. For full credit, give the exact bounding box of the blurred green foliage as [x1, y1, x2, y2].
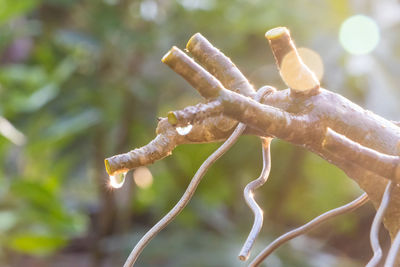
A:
[0, 0, 399, 266]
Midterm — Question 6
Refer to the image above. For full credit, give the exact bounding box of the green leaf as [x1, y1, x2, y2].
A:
[52, 58, 77, 84]
[0, 0, 39, 24]
[43, 109, 101, 139]
[0, 65, 47, 88]
[17, 83, 59, 112]
[11, 180, 61, 212]
[8, 234, 67, 256]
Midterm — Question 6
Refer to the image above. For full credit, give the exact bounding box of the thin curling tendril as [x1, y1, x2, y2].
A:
[249, 192, 369, 267]
[238, 137, 272, 261]
[366, 181, 394, 267]
[385, 229, 400, 267]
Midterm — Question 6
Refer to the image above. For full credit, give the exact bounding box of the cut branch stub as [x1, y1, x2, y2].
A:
[186, 33, 255, 97]
[162, 46, 223, 99]
[265, 27, 320, 95]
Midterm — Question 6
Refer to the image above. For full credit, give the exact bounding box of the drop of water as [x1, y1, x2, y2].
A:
[176, 124, 193, 135]
[109, 172, 127, 188]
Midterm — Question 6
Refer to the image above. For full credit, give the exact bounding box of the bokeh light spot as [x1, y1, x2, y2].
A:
[280, 48, 322, 91]
[140, 0, 158, 21]
[133, 167, 153, 189]
[298, 47, 324, 81]
[339, 15, 380, 55]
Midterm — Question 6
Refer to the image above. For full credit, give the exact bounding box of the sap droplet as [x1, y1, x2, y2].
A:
[176, 124, 192, 135]
[109, 171, 127, 188]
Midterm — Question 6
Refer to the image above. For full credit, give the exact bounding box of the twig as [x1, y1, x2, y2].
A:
[104, 116, 242, 175]
[249, 193, 369, 267]
[385, 230, 400, 267]
[105, 129, 177, 175]
[239, 137, 272, 261]
[366, 181, 394, 267]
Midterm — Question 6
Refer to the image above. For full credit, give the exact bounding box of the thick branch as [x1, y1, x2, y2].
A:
[161, 47, 400, 236]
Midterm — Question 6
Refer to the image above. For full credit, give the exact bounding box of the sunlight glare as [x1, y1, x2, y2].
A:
[140, 0, 158, 21]
[280, 49, 321, 91]
[297, 47, 324, 81]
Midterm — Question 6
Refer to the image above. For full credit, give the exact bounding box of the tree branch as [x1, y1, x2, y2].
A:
[105, 29, 400, 244]
[160, 35, 400, 240]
